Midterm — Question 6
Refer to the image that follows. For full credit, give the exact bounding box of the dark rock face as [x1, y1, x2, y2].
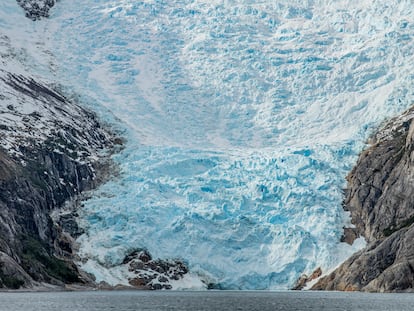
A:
[0, 71, 118, 289]
[122, 250, 189, 290]
[16, 0, 56, 20]
[313, 107, 414, 292]
[343, 112, 414, 243]
[292, 267, 322, 290]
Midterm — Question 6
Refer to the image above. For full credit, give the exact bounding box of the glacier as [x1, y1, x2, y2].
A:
[5, 0, 414, 289]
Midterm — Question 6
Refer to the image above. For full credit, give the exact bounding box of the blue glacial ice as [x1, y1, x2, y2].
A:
[41, 0, 414, 289]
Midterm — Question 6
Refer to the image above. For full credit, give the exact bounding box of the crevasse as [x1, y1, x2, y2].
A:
[41, 0, 414, 289]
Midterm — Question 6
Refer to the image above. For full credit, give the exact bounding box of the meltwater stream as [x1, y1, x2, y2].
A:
[45, 1, 414, 289]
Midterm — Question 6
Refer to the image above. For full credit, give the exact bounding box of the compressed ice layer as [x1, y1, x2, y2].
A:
[45, 0, 414, 288]
[77, 144, 366, 289]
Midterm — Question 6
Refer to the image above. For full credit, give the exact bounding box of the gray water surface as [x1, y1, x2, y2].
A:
[1, 291, 413, 311]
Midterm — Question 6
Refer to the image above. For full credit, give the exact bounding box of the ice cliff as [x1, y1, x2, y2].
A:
[2, 0, 414, 291]
[54, 0, 414, 289]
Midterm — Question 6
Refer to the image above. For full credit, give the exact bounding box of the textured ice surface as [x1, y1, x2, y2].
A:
[41, 0, 414, 289]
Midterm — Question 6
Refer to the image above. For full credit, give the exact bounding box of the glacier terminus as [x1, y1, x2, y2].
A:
[3, 0, 414, 290]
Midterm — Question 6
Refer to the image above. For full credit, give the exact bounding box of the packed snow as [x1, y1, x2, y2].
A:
[3, 0, 414, 289]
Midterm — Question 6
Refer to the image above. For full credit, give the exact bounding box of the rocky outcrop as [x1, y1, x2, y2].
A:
[17, 0, 56, 20]
[313, 106, 414, 292]
[292, 267, 322, 290]
[122, 250, 189, 290]
[0, 71, 119, 289]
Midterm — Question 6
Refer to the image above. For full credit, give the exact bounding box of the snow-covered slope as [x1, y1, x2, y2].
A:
[44, 0, 414, 289]
[4, 0, 414, 289]
[0, 1, 118, 289]
[0, 1, 113, 163]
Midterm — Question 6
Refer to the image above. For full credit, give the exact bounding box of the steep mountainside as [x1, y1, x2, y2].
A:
[0, 1, 118, 289]
[0, 72, 118, 289]
[0, 70, 119, 289]
[313, 106, 414, 292]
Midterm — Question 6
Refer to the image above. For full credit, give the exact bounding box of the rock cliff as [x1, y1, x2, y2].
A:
[0, 69, 118, 289]
[0, 1, 122, 289]
[313, 106, 414, 292]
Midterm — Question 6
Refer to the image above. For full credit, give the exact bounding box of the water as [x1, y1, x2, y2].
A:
[1, 291, 414, 311]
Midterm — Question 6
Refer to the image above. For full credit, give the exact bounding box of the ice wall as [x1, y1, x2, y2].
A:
[43, 0, 414, 289]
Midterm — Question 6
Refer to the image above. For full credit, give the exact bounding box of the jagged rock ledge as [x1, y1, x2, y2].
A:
[292, 267, 322, 290]
[111, 249, 189, 290]
[312, 106, 414, 292]
[0, 69, 123, 290]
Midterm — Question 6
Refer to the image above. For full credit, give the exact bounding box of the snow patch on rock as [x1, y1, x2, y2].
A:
[17, 0, 56, 20]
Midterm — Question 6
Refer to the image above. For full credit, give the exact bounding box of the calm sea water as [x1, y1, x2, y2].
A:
[1, 291, 414, 311]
